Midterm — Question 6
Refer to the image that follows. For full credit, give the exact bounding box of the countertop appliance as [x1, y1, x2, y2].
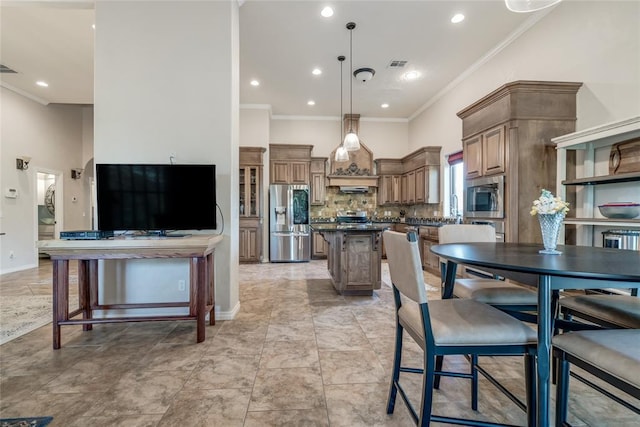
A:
[602, 229, 640, 251]
[269, 184, 310, 262]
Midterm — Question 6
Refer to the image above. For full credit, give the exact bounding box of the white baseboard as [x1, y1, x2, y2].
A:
[0, 262, 38, 276]
[214, 301, 240, 320]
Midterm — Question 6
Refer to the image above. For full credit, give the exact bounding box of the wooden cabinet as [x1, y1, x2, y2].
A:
[458, 81, 583, 243]
[378, 175, 401, 205]
[375, 153, 440, 206]
[405, 170, 416, 204]
[400, 174, 408, 203]
[270, 160, 309, 184]
[312, 230, 328, 259]
[269, 144, 313, 184]
[463, 126, 506, 179]
[239, 218, 261, 263]
[310, 157, 327, 206]
[419, 226, 440, 274]
[239, 147, 266, 263]
[483, 125, 506, 176]
[553, 116, 640, 247]
[464, 135, 483, 179]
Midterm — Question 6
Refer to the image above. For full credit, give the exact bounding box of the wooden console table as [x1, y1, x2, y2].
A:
[38, 235, 223, 349]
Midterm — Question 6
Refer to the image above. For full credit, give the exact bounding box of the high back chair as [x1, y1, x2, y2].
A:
[383, 230, 537, 427]
[559, 293, 640, 330]
[437, 224, 538, 320]
[553, 329, 640, 425]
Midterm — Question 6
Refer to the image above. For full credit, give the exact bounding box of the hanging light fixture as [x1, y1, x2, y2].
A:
[504, 0, 562, 13]
[343, 22, 360, 152]
[335, 55, 349, 162]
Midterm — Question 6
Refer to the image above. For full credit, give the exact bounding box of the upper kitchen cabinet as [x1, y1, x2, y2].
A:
[458, 81, 583, 244]
[375, 159, 403, 206]
[240, 147, 266, 218]
[553, 116, 640, 246]
[310, 157, 327, 206]
[403, 147, 441, 204]
[375, 147, 441, 206]
[464, 125, 506, 179]
[269, 144, 313, 184]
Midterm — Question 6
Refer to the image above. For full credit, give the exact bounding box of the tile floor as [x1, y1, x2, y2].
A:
[1, 259, 638, 426]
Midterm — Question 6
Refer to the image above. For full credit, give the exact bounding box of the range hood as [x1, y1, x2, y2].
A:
[327, 174, 379, 188]
[339, 185, 369, 193]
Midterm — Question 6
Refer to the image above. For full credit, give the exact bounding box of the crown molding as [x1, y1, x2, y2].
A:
[1, 82, 50, 106]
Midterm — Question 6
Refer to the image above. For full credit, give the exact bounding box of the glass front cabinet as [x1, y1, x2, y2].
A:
[239, 147, 266, 263]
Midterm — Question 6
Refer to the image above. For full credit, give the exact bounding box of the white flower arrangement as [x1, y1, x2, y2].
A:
[530, 189, 570, 216]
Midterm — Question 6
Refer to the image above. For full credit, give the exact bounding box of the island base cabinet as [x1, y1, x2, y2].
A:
[324, 231, 382, 296]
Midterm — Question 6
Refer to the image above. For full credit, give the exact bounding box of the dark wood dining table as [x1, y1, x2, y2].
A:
[430, 242, 640, 427]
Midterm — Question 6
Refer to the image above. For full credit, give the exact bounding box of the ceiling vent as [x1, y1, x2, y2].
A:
[0, 64, 17, 73]
[388, 60, 407, 68]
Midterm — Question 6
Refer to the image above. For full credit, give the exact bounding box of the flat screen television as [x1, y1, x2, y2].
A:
[96, 163, 216, 233]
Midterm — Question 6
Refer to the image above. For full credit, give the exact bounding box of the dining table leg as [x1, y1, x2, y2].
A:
[537, 274, 552, 426]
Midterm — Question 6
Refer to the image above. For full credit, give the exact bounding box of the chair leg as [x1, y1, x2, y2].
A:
[419, 352, 436, 427]
[471, 354, 479, 411]
[524, 354, 537, 427]
[433, 355, 444, 389]
[555, 356, 570, 427]
[387, 323, 404, 414]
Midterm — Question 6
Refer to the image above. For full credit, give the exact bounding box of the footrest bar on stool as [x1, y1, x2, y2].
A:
[475, 364, 527, 412]
[430, 415, 522, 427]
[570, 371, 640, 414]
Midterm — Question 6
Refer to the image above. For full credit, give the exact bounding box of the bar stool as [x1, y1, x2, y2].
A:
[438, 224, 538, 321]
[559, 293, 640, 330]
[383, 230, 537, 427]
[553, 329, 640, 425]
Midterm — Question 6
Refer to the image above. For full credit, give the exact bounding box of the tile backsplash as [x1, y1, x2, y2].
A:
[310, 187, 442, 218]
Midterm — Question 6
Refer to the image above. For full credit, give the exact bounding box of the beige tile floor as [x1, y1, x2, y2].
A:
[1, 259, 638, 426]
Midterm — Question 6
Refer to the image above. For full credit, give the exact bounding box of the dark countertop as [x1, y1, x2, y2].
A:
[310, 223, 390, 232]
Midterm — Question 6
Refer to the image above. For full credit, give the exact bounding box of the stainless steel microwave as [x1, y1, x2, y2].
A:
[464, 175, 505, 219]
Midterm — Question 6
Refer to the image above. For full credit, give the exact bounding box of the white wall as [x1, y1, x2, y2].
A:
[94, 0, 239, 317]
[270, 116, 409, 159]
[409, 1, 640, 159]
[0, 87, 89, 274]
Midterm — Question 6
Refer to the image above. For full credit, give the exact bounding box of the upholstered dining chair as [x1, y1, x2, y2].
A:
[559, 293, 640, 330]
[383, 230, 538, 427]
[437, 224, 538, 321]
[553, 329, 640, 425]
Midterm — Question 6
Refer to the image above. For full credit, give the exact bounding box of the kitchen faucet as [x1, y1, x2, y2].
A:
[451, 194, 462, 223]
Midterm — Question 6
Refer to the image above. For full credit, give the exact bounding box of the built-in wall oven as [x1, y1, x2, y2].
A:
[464, 175, 505, 219]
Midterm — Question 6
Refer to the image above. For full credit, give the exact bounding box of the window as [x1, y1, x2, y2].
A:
[448, 151, 463, 217]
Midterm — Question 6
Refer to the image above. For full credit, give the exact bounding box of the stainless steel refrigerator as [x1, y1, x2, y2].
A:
[269, 184, 311, 262]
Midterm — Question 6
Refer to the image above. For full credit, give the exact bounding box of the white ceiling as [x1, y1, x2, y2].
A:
[0, 1, 546, 119]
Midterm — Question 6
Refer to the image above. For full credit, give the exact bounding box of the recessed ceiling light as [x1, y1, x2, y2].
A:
[307, 100, 316, 106]
[451, 13, 465, 24]
[250, 80, 260, 86]
[402, 71, 421, 81]
[36, 81, 49, 87]
[312, 68, 322, 76]
[92, 24, 96, 29]
[321, 7, 334, 18]
[381, 103, 389, 109]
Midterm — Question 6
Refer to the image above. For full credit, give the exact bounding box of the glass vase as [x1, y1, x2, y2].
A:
[538, 213, 564, 255]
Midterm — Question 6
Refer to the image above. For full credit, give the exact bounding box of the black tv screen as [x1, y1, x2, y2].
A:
[96, 164, 217, 232]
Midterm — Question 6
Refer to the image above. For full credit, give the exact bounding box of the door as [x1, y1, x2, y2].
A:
[37, 172, 57, 243]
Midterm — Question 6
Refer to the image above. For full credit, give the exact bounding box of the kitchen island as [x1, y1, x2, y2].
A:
[311, 223, 389, 296]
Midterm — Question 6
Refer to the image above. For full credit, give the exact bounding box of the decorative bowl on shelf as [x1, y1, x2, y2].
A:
[597, 202, 640, 219]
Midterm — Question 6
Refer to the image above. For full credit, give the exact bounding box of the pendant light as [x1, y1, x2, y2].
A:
[343, 22, 360, 152]
[335, 55, 349, 162]
[505, 0, 562, 13]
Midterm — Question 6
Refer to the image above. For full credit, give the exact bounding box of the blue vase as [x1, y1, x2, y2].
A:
[538, 213, 564, 254]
